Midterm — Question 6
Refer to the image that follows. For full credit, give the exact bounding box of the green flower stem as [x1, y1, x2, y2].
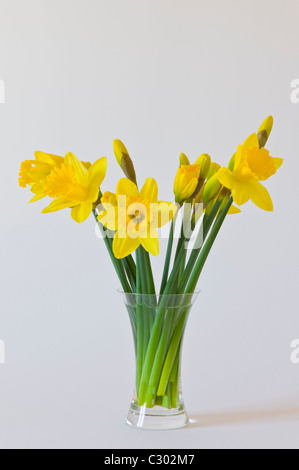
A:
[136, 311, 143, 394]
[93, 210, 132, 294]
[185, 197, 233, 295]
[162, 383, 172, 409]
[142, 249, 156, 332]
[174, 225, 185, 264]
[172, 202, 194, 293]
[135, 248, 144, 394]
[143, 250, 156, 296]
[169, 348, 180, 408]
[144, 293, 181, 407]
[179, 199, 221, 292]
[93, 208, 136, 292]
[171, 377, 179, 408]
[157, 198, 233, 396]
[122, 258, 136, 292]
[173, 202, 192, 262]
[126, 254, 137, 280]
[156, 396, 163, 407]
[144, 306, 176, 407]
[138, 245, 187, 405]
[139, 248, 152, 363]
[136, 248, 153, 393]
[179, 249, 187, 285]
[169, 343, 180, 383]
[157, 308, 189, 396]
[160, 214, 177, 296]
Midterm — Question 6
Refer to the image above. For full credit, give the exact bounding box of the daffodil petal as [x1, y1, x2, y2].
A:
[86, 184, 101, 203]
[88, 157, 107, 189]
[31, 182, 45, 194]
[29, 193, 45, 203]
[242, 133, 259, 150]
[71, 202, 93, 223]
[182, 177, 198, 200]
[85, 159, 107, 202]
[113, 232, 140, 259]
[228, 205, 241, 214]
[231, 181, 251, 206]
[34, 151, 63, 166]
[174, 163, 201, 204]
[272, 158, 283, 170]
[234, 145, 245, 169]
[249, 181, 273, 212]
[140, 178, 158, 203]
[42, 197, 77, 213]
[65, 152, 88, 183]
[140, 229, 159, 256]
[116, 178, 138, 198]
[82, 161, 92, 170]
[217, 168, 235, 190]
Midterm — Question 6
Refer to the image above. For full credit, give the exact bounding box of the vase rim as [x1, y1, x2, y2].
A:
[117, 289, 201, 297]
[117, 289, 201, 307]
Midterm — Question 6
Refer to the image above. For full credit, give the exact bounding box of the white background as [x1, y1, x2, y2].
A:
[0, 0, 299, 449]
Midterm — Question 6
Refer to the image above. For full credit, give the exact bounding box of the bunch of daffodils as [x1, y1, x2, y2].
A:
[19, 116, 282, 408]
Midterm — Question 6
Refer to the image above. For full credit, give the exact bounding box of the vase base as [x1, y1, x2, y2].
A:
[126, 402, 189, 431]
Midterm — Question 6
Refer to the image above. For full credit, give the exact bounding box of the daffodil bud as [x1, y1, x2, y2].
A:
[257, 130, 268, 148]
[173, 163, 201, 205]
[258, 116, 273, 139]
[257, 116, 273, 148]
[207, 162, 221, 180]
[179, 153, 190, 166]
[228, 153, 236, 172]
[113, 139, 137, 185]
[195, 153, 211, 180]
[202, 172, 222, 203]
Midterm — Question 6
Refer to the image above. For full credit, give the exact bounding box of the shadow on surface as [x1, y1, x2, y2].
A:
[189, 405, 299, 428]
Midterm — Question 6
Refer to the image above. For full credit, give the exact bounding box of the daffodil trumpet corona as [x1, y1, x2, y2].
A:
[19, 116, 283, 418]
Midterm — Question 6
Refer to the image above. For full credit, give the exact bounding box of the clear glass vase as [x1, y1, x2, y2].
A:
[120, 291, 200, 430]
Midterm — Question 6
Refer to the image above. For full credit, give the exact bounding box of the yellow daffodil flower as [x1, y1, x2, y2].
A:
[217, 133, 283, 211]
[19, 151, 92, 203]
[174, 163, 201, 204]
[98, 178, 177, 259]
[42, 153, 107, 223]
[174, 153, 211, 205]
[19, 151, 65, 202]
